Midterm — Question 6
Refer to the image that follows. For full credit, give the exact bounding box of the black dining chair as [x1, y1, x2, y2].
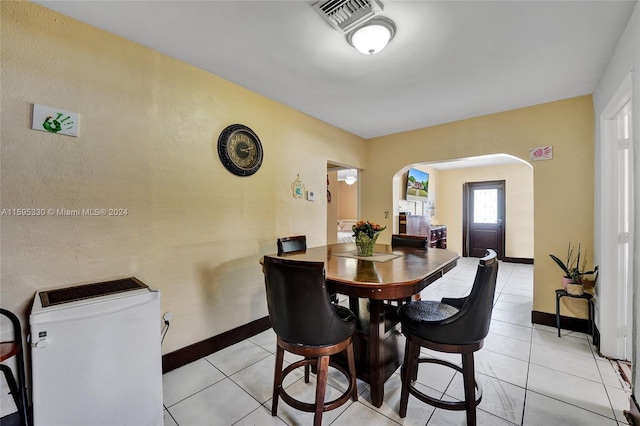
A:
[398, 249, 498, 426]
[1, 309, 30, 426]
[277, 235, 307, 255]
[389, 234, 429, 305]
[263, 256, 358, 426]
[391, 234, 429, 249]
[277, 235, 339, 303]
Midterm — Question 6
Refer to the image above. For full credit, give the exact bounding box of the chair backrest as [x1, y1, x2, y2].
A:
[263, 256, 355, 346]
[0, 309, 22, 346]
[391, 234, 429, 249]
[277, 235, 307, 255]
[446, 249, 499, 343]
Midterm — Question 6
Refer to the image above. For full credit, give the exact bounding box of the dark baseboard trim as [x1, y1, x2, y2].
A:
[502, 257, 534, 264]
[162, 316, 272, 374]
[531, 310, 599, 347]
[626, 395, 640, 425]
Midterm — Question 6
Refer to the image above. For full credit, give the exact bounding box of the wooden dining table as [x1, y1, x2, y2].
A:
[263, 242, 459, 408]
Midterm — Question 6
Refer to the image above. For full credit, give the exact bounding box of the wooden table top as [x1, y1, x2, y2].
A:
[264, 243, 460, 300]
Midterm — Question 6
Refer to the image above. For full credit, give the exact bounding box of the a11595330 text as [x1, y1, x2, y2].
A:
[1, 208, 129, 217]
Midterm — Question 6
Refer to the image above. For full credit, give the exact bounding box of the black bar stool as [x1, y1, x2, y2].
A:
[398, 250, 498, 426]
[1, 308, 30, 426]
[262, 256, 357, 426]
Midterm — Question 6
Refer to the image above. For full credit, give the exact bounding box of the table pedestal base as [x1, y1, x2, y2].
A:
[333, 298, 405, 407]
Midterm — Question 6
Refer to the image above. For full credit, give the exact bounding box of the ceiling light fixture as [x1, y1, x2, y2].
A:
[337, 169, 358, 185]
[346, 17, 396, 55]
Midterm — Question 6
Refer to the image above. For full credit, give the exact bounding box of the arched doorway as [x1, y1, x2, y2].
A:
[392, 154, 533, 260]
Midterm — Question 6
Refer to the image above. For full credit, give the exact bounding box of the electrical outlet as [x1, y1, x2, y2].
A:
[163, 311, 173, 322]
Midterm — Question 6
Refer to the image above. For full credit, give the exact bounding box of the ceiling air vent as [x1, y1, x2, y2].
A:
[313, 0, 384, 34]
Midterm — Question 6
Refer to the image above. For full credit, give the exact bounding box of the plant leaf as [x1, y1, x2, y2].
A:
[549, 254, 570, 275]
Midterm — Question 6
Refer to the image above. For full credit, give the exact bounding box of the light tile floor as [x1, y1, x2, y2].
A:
[162, 258, 632, 425]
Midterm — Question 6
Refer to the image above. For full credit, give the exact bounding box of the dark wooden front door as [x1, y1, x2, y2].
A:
[463, 180, 505, 259]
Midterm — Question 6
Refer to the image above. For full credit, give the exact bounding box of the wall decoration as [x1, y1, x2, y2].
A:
[291, 174, 305, 199]
[32, 104, 79, 137]
[529, 145, 553, 161]
[217, 124, 263, 176]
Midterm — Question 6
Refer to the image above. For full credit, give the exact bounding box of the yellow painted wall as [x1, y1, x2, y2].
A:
[424, 166, 439, 221]
[0, 2, 366, 354]
[363, 97, 595, 317]
[437, 163, 534, 259]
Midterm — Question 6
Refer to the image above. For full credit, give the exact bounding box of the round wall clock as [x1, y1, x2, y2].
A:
[217, 124, 263, 176]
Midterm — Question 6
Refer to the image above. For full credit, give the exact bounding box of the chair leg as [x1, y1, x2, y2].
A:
[346, 342, 358, 401]
[271, 344, 285, 416]
[410, 343, 420, 382]
[314, 355, 330, 426]
[1, 362, 29, 426]
[462, 352, 477, 426]
[399, 338, 416, 418]
[16, 350, 30, 426]
[0, 365, 20, 412]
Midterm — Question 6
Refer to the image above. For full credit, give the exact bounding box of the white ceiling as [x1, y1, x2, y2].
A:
[33, 0, 636, 141]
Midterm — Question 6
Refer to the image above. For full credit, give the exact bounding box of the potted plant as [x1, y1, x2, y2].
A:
[352, 220, 386, 257]
[549, 243, 598, 295]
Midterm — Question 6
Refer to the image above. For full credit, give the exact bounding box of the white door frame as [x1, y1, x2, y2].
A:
[598, 72, 634, 359]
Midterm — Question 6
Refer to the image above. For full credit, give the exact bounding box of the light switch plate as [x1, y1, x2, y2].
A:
[307, 191, 315, 201]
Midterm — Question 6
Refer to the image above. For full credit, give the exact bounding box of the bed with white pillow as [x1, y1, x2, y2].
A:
[337, 219, 357, 243]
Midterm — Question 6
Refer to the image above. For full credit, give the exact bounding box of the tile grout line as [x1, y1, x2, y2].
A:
[520, 296, 536, 426]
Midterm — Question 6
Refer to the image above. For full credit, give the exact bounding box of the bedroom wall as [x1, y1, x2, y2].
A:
[362, 96, 595, 317]
[0, 2, 366, 355]
[327, 171, 339, 244]
[337, 182, 357, 220]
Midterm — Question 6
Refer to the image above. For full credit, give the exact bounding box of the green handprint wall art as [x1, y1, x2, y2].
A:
[32, 104, 79, 137]
[42, 112, 74, 133]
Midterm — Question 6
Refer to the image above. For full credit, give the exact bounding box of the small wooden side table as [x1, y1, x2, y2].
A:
[555, 289, 594, 339]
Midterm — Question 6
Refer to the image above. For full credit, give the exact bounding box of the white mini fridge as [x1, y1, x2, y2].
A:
[29, 278, 163, 426]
